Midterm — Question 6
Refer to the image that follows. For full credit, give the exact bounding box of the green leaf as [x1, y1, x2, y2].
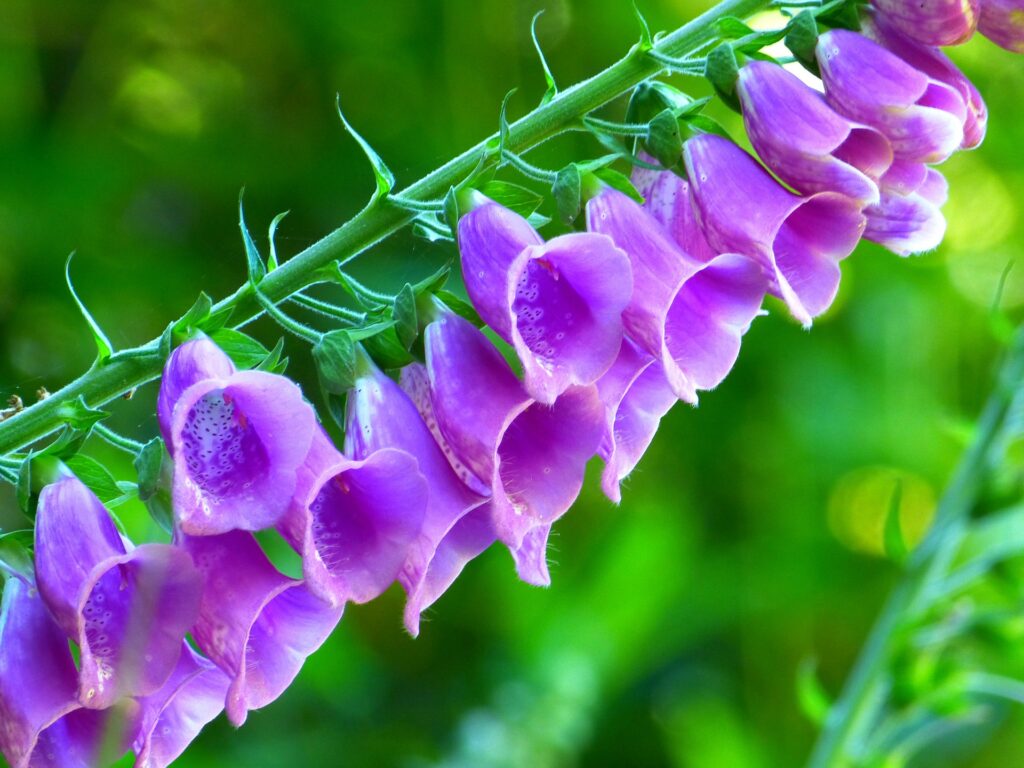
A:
[646, 109, 683, 169]
[412, 213, 454, 243]
[0, 531, 34, 580]
[682, 113, 733, 139]
[796, 658, 831, 726]
[65, 455, 122, 505]
[479, 180, 544, 219]
[174, 292, 213, 339]
[55, 397, 109, 432]
[16, 455, 32, 517]
[884, 480, 908, 565]
[134, 438, 175, 534]
[238, 191, 266, 283]
[531, 11, 557, 105]
[705, 44, 741, 113]
[337, 95, 395, 202]
[254, 337, 288, 374]
[785, 11, 820, 76]
[209, 328, 271, 370]
[411, 263, 452, 296]
[436, 290, 485, 328]
[393, 284, 418, 350]
[553, 164, 583, 225]
[498, 89, 517, 156]
[361, 325, 415, 369]
[594, 168, 644, 204]
[632, 2, 654, 50]
[267, 210, 290, 271]
[314, 331, 359, 394]
[443, 186, 461, 236]
[65, 253, 114, 361]
[41, 426, 91, 461]
[714, 16, 755, 39]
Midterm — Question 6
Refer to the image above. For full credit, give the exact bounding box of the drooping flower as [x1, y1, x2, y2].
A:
[736, 60, 892, 206]
[458, 196, 633, 404]
[405, 309, 605, 585]
[870, 0, 978, 46]
[158, 337, 317, 535]
[979, 0, 1024, 53]
[132, 644, 229, 768]
[595, 338, 677, 503]
[34, 474, 202, 710]
[345, 354, 490, 635]
[817, 29, 968, 164]
[0, 575, 140, 768]
[864, 13, 987, 149]
[683, 134, 865, 327]
[865, 167, 949, 255]
[587, 184, 767, 399]
[183, 531, 343, 726]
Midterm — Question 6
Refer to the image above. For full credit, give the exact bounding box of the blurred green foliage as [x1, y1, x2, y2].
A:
[1, 1, 1023, 766]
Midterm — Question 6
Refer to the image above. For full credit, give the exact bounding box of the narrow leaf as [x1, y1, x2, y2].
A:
[267, 210, 290, 271]
[594, 168, 645, 204]
[436, 290, 485, 328]
[531, 11, 558, 104]
[393, 284, 418, 350]
[337, 95, 395, 201]
[254, 337, 288, 374]
[65, 253, 113, 361]
[632, 2, 654, 50]
[498, 89, 517, 156]
[209, 328, 271, 370]
[884, 480, 908, 565]
[796, 658, 832, 726]
[174, 292, 213, 339]
[239, 191, 266, 283]
[479, 180, 544, 219]
[65, 455, 122, 505]
[56, 397, 109, 432]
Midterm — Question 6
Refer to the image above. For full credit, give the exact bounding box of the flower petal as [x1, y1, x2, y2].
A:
[979, 0, 1024, 53]
[158, 338, 236, 446]
[865, 191, 946, 255]
[871, 0, 978, 46]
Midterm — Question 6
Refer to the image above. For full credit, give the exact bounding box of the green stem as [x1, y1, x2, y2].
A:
[0, 0, 770, 456]
[93, 423, 145, 455]
[808, 329, 1024, 768]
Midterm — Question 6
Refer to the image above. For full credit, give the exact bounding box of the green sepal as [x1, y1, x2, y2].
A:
[174, 293, 213, 341]
[436, 290, 485, 328]
[553, 164, 583, 225]
[592, 168, 644, 204]
[0, 530, 35, 582]
[238, 192, 266, 283]
[56, 396, 108, 432]
[267, 211, 289, 271]
[632, 1, 654, 50]
[313, 262, 379, 310]
[393, 284, 418, 349]
[313, 331, 359, 395]
[337, 96, 395, 202]
[705, 43, 741, 113]
[817, 1, 862, 31]
[41, 426, 91, 461]
[715, 16, 788, 54]
[65, 253, 114, 362]
[134, 438, 175, 535]
[479, 180, 544, 219]
[412, 213, 454, 243]
[411, 263, 452, 297]
[254, 337, 288, 374]
[443, 186, 462, 237]
[785, 11, 821, 77]
[16, 453, 64, 519]
[681, 112, 733, 139]
[209, 328, 271, 370]
[322, 390, 349, 433]
[65, 454, 122, 505]
[647, 109, 683, 169]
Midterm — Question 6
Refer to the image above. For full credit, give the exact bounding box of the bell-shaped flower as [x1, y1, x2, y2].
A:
[866, 166, 948, 255]
[34, 474, 202, 710]
[979, 0, 1024, 53]
[407, 310, 605, 584]
[587, 184, 767, 399]
[458, 196, 633, 403]
[595, 339, 677, 503]
[182, 531, 343, 726]
[817, 29, 967, 164]
[345, 355, 490, 635]
[864, 13, 987, 149]
[132, 644, 229, 768]
[736, 61, 892, 206]
[158, 338, 317, 535]
[870, 0, 978, 46]
[0, 575, 141, 768]
[683, 135, 865, 327]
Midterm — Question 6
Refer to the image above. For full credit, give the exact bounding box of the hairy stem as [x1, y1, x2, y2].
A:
[808, 329, 1024, 768]
[0, 0, 771, 456]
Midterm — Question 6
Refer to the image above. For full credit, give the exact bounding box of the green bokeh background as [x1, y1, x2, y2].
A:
[1, 1, 1023, 765]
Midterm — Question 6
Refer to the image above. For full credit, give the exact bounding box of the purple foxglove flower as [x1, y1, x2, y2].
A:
[596, 339, 677, 504]
[587, 186, 767, 399]
[0, 575, 140, 768]
[133, 644, 229, 768]
[817, 29, 967, 163]
[34, 475, 202, 710]
[865, 167, 948, 255]
[683, 134, 865, 327]
[864, 13, 987, 149]
[345, 357, 489, 635]
[632, 163, 718, 264]
[183, 531, 342, 726]
[458, 198, 633, 404]
[736, 61, 892, 206]
[871, 0, 979, 46]
[979, 0, 1024, 52]
[407, 310, 605, 583]
[159, 338, 318, 535]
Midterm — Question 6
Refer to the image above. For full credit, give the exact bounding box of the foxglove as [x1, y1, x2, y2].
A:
[979, 0, 1024, 53]
[458, 197, 633, 403]
[737, 60, 892, 206]
[866, 167, 949, 255]
[817, 29, 968, 163]
[587, 185, 766, 400]
[871, 0, 978, 46]
[407, 309, 604, 584]
[34, 474, 202, 709]
[0, 575, 140, 768]
[683, 134, 865, 327]
[158, 337, 317, 535]
[345, 356, 490, 635]
[183, 531, 343, 726]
